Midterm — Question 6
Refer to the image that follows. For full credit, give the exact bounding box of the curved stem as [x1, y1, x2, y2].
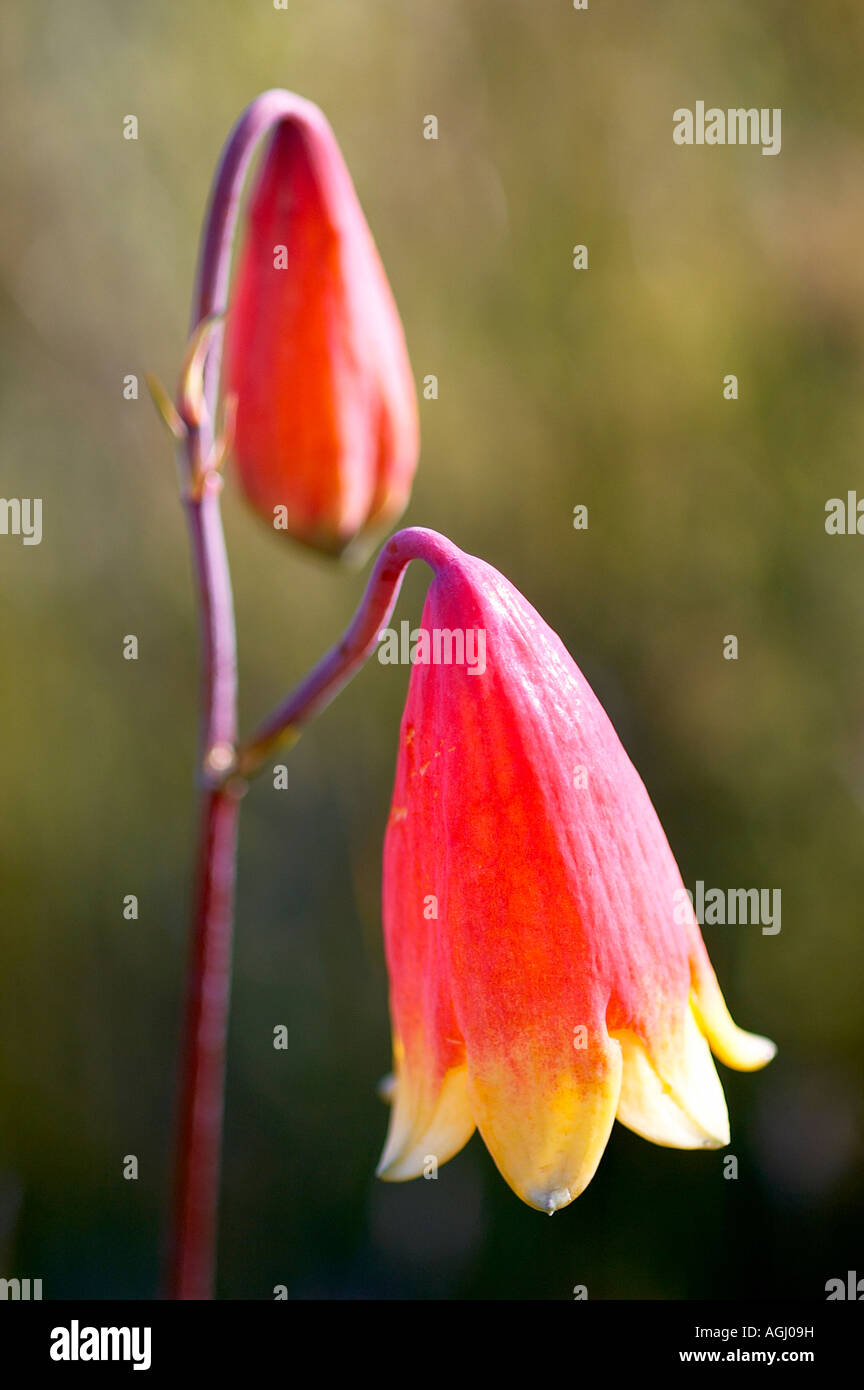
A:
[167, 91, 317, 1301]
[238, 527, 457, 776]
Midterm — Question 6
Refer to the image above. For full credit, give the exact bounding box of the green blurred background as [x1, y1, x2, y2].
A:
[1, 0, 862, 1299]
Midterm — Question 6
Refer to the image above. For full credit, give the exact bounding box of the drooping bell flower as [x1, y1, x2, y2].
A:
[223, 99, 419, 557]
[377, 529, 775, 1212]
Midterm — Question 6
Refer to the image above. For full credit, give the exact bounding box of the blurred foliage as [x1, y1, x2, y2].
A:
[0, 0, 862, 1298]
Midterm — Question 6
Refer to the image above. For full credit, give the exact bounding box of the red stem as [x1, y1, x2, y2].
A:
[167, 91, 319, 1301]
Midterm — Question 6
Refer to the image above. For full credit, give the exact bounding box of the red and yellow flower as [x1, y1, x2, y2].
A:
[378, 531, 775, 1211]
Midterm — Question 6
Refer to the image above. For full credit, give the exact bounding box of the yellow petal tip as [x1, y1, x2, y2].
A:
[376, 1062, 475, 1181]
[613, 1018, 731, 1150]
[691, 975, 778, 1073]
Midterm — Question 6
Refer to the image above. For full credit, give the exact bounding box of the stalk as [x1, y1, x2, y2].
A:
[166, 91, 316, 1301]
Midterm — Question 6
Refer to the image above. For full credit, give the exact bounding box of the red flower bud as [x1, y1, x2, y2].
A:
[377, 531, 775, 1212]
[223, 100, 419, 556]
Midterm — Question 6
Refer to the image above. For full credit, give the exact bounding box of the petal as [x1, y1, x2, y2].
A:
[691, 955, 777, 1071]
[613, 1001, 730, 1149]
[377, 713, 475, 1183]
[466, 1033, 623, 1213]
[376, 1043, 474, 1181]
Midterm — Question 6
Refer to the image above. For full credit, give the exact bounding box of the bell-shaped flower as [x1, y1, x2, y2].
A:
[377, 530, 775, 1212]
[223, 100, 418, 556]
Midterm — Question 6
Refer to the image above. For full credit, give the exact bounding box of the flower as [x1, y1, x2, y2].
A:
[223, 98, 419, 557]
[377, 530, 775, 1212]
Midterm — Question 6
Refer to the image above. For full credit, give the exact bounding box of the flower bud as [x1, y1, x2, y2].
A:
[224, 104, 418, 556]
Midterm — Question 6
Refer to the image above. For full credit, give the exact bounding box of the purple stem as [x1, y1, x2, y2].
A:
[238, 527, 456, 775]
[167, 90, 321, 1301]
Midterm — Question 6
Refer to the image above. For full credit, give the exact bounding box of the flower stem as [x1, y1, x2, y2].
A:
[238, 527, 456, 777]
[166, 465, 240, 1302]
[165, 92, 313, 1301]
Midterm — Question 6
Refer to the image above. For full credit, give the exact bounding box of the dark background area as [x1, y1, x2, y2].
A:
[0, 0, 862, 1298]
